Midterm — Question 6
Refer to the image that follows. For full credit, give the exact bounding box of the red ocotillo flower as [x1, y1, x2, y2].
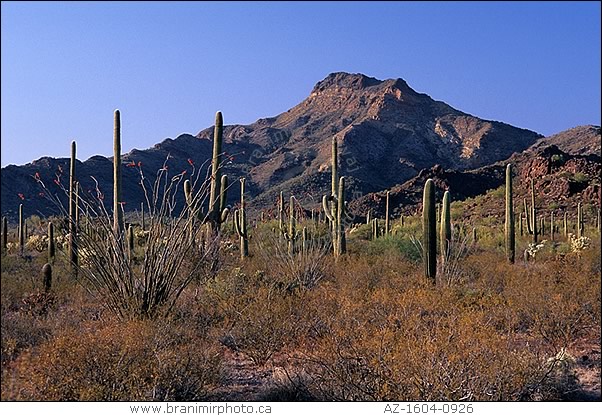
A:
[188, 158, 194, 166]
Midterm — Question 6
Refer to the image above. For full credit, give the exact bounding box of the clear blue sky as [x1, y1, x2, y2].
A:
[1, 1, 600, 167]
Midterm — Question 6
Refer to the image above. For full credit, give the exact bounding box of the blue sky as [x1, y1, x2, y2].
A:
[1, 1, 600, 167]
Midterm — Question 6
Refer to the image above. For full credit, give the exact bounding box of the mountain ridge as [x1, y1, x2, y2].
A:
[3, 72, 597, 222]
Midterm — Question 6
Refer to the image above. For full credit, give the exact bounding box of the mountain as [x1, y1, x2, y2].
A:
[349, 143, 601, 222]
[0, 72, 560, 221]
[530, 125, 601, 156]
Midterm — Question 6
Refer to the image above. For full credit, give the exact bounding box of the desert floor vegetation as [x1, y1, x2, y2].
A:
[1, 213, 600, 401]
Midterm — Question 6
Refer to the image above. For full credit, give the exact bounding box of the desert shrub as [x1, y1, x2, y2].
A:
[3, 319, 221, 401]
[297, 286, 546, 401]
[206, 267, 305, 366]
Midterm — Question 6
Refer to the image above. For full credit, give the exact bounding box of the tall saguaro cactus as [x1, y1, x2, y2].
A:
[440, 190, 451, 264]
[577, 202, 583, 238]
[69, 141, 78, 275]
[372, 218, 379, 240]
[234, 178, 249, 259]
[322, 137, 346, 257]
[18, 204, 24, 255]
[505, 164, 515, 263]
[563, 211, 568, 238]
[128, 224, 135, 257]
[283, 196, 300, 255]
[2, 216, 7, 254]
[208, 111, 230, 233]
[530, 178, 538, 243]
[385, 191, 390, 235]
[422, 179, 436, 283]
[48, 221, 55, 264]
[113, 110, 123, 236]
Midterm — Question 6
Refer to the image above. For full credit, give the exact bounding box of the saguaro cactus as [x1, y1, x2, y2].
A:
[385, 191, 390, 235]
[577, 202, 583, 238]
[523, 199, 532, 235]
[563, 211, 568, 238]
[208, 111, 230, 233]
[42, 263, 52, 293]
[2, 216, 7, 254]
[505, 164, 515, 263]
[531, 178, 537, 243]
[372, 218, 379, 240]
[366, 210, 372, 225]
[278, 191, 284, 238]
[48, 222, 55, 264]
[423, 179, 436, 283]
[550, 211, 555, 241]
[69, 141, 78, 275]
[440, 190, 451, 264]
[283, 196, 300, 255]
[113, 110, 123, 235]
[18, 204, 24, 255]
[337, 176, 347, 254]
[322, 137, 346, 257]
[128, 224, 135, 257]
[234, 178, 249, 259]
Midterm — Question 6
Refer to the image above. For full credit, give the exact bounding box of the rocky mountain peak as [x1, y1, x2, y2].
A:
[310, 72, 383, 94]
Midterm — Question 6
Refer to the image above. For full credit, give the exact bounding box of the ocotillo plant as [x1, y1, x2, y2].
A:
[42, 263, 52, 293]
[440, 190, 451, 264]
[141, 202, 145, 232]
[423, 179, 436, 283]
[48, 221, 55, 264]
[208, 111, 230, 233]
[505, 164, 515, 263]
[283, 196, 300, 255]
[385, 191, 390, 235]
[113, 110, 124, 236]
[2, 216, 7, 254]
[234, 178, 249, 259]
[19, 204, 24, 255]
[577, 202, 583, 238]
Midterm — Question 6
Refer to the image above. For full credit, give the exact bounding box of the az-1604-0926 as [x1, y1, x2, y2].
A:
[384, 403, 474, 414]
